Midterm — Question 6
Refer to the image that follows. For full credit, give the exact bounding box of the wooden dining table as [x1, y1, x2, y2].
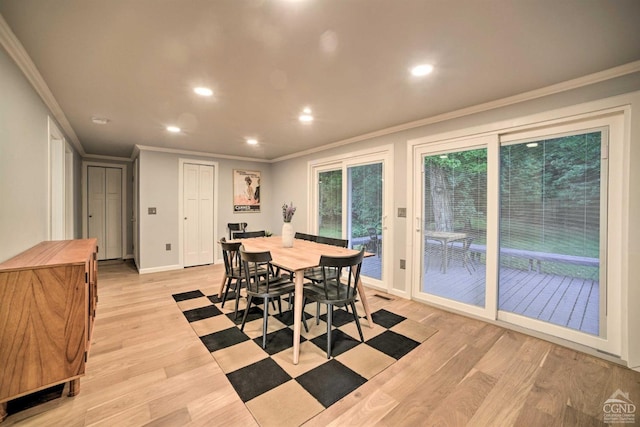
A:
[217, 236, 374, 364]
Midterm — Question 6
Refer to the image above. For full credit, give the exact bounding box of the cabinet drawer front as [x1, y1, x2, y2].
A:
[0, 265, 86, 400]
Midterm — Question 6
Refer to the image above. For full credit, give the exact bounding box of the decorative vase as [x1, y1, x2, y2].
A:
[282, 222, 294, 248]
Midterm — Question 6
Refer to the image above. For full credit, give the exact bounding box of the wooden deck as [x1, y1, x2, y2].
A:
[361, 254, 382, 279]
[345, 244, 598, 336]
[423, 254, 599, 335]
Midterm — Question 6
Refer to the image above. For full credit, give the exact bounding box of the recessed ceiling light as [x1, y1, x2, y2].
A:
[246, 138, 258, 145]
[91, 116, 110, 125]
[193, 87, 213, 97]
[166, 126, 181, 133]
[411, 64, 434, 77]
[299, 107, 313, 123]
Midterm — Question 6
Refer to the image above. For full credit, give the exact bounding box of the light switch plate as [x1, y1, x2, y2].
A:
[398, 207, 407, 218]
[148, 207, 157, 215]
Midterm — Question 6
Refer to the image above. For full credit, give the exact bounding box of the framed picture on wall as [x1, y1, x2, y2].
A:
[233, 169, 261, 212]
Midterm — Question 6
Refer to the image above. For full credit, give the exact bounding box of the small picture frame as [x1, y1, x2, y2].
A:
[233, 169, 261, 213]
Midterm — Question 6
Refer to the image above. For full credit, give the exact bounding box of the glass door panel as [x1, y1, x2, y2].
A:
[422, 148, 487, 307]
[348, 163, 383, 280]
[318, 169, 342, 238]
[499, 131, 604, 336]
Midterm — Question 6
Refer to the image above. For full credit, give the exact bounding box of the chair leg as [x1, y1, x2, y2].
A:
[326, 304, 333, 359]
[240, 295, 253, 331]
[262, 297, 269, 349]
[233, 279, 243, 320]
[350, 301, 364, 342]
[316, 302, 321, 325]
[301, 297, 309, 333]
[221, 277, 232, 307]
[276, 296, 283, 315]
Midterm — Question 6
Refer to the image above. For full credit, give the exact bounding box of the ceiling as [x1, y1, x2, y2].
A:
[1, 0, 639, 161]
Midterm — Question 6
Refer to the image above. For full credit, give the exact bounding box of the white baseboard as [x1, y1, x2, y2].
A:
[138, 264, 182, 275]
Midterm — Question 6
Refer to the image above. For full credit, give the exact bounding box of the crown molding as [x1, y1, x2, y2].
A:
[272, 60, 640, 163]
[134, 145, 271, 163]
[83, 153, 132, 162]
[0, 14, 86, 156]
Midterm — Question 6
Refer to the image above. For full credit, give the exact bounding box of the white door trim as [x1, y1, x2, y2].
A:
[48, 117, 65, 241]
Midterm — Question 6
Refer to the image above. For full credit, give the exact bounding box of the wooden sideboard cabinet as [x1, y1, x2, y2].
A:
[0, 239, 98, 422]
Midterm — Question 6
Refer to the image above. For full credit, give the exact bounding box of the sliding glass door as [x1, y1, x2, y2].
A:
[418, 143, 489, 311]
[499, 129, 607, 337]
[348, 163, 383, 280]
[411, 113, 622, 355]
[311, 148, 392, 290]
[317, 169, 342, 238]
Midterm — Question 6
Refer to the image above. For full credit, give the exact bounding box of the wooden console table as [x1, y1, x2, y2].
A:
[0, 239, 98, 422]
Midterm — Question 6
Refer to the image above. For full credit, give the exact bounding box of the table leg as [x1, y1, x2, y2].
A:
[217, 272, 227, 298]
[292, 270, 304, 365]
[443, 240, 449, 274]
[356, 278, 374, 328]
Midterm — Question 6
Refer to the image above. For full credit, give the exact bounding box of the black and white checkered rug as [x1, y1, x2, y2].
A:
[173, 289, 437, 425]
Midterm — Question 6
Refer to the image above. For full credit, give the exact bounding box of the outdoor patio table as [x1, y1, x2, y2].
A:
[425, 231, 467, 273]
[217, 236, 374, 364]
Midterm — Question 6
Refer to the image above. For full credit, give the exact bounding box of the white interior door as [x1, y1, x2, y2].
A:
[50, 137, 65, 240]
[198, 165, 214, 265]
[105, 168, 122, 259]
[88, 166, 106, 258]
[183, 163, 214, 267]
[64, 145, 74, 239]
[133, 158, 139, 268]
[88, 166, 122, 260]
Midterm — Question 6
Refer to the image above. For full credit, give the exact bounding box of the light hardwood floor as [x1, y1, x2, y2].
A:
[3, 260, 639, 426]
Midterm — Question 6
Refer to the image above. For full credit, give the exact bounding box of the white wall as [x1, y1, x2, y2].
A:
[137, 148, 272, 271]
[0, 47, 79, 261]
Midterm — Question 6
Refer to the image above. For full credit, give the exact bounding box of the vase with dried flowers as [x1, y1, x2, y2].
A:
[281, 202, 296, 247]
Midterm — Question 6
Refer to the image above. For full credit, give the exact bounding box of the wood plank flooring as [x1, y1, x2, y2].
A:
[3, 260, 639, 426]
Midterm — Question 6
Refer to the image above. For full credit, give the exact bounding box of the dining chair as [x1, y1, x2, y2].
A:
[315, 235, 348, 248]
[239, 247, 296, 349]
[302, 247, 365, 358]
[227, 222, 248, 240]
[219, 238, 245, 318]
[304, 235, 348, 284]
[233, 230, 266, 239]
[294, 232, 317, 242]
